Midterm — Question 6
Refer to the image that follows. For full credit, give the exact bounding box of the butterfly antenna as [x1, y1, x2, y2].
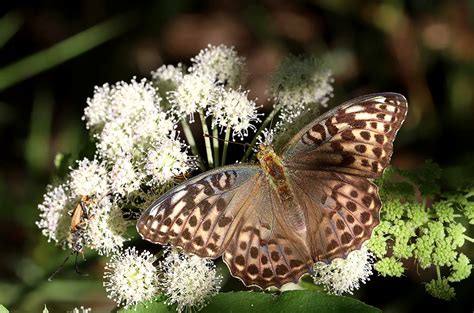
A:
[268, 84, 283, 132]
[204, 134, 251, 148]
[48, 252, 73, 281]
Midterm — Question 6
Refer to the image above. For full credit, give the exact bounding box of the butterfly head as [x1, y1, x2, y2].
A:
[256, 144, 273, 163]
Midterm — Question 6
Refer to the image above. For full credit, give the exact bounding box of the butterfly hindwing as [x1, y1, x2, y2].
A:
[223, 184, 313, 288]
[282, 93, 408, 178]
[289, 170, 381, 262]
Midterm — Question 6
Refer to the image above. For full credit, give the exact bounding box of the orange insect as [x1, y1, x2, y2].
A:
[48, 195, 94, 281]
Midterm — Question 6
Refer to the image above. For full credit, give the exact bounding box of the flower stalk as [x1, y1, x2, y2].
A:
[199, 109, 214, 168]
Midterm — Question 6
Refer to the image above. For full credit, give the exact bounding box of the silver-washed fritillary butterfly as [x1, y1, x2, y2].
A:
[137, 93, 408, 288]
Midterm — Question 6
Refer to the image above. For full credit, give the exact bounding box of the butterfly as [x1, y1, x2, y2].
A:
[137, 93, 408, 288]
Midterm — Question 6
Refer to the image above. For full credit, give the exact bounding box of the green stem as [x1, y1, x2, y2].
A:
[221, 127, 231, 166]
[465, 191, 474, 198]
[0, 11, 23, 48]
[464, 235, 474, 243]
[180, 119, 204, 171]
[0, 13, 135, 91]
[242, 103, 283, 162]
[212, 123, 220, 167]
[435, 265, 441, 280]
[199, 110, 214, 168]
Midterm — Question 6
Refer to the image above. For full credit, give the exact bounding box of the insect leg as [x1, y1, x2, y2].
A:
[74, 252, 88, 276]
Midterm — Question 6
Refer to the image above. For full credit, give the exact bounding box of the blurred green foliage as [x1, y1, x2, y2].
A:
[0, 1, 473, 312]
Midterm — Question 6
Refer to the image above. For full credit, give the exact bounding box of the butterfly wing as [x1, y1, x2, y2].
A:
[281, 93, 407, 262]
[222, 180, 313, 288]
[281, 93, 408, 178]
[137, 164, 312, 288]
[288, 170, 381, 262]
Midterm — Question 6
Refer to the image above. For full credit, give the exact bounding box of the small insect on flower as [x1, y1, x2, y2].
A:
[69, 195, 94, 254]
[48, 195, 96, 281]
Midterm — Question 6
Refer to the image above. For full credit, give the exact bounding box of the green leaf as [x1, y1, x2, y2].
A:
[119, 290, 380, 313]
[0, 304, 9, 313]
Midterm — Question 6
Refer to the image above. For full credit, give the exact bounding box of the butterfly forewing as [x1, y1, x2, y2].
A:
[137, 165, 262, 257]
[282, 93, 407, 263]
[282, 93, 408, 178]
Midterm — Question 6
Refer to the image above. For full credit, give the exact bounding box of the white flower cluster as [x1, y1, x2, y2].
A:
[103, 248, 221, 311]
[84, 77, 190, 191]
[312, 245, 374, 295]
[268, 55, 334, 140]
[36, 184, 73, 245]
[159, 249, 222, 313]
[38, 77, 194, 255]
[190, 44, 245, 88]
[157, 45, 259, 139]
[104, 247, 159, 308]
[209, 87, 260, 139]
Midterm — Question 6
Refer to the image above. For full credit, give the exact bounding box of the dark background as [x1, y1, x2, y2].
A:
[0, 1, 473, 312]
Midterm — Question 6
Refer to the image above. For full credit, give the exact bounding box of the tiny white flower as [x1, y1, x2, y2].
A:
[36, 184, 74, 245]
[151, 63, 185, 92]
[168, 72, 217, 122]
[96, 121, 135, 160]
[83, 83, 112, 130]
[190, 44, 246, 88]
[159, 249, 221, 313]
[257, 128, 276, 146]
[144, 136, 192, 186]
[208, 87, 261, 139]
[69, 158, 109, 198]
[85, 197, 130, 255]
[108, 155, 143, 196]
[104, 247, 159, 308]
[312, 245, 374, 295]
[70, 306, 91, 313]
[269, 55, 333, 124]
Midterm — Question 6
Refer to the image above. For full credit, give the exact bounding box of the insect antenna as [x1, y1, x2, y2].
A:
[203, 134, 251, 148]
[48, 251, 88, 281]
[268, 84, 283, 133]
[48, 251, 73, 281]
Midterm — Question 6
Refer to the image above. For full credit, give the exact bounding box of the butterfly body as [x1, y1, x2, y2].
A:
[257, 145, 292, 200]
[137, 93, 408, 289]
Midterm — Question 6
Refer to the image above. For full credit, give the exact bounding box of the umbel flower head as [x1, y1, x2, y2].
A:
[190, 44, 245, 88]
[103, 247, 159, 308]
[36, 183, 74, 246]
[208, 87, 260, 139]
[69, 158, 109, 198]
[158, 249, 222, 313]
[168, 72, 218, 122]
[312, 245, 374, 295]
[269, 54, 333, 124]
